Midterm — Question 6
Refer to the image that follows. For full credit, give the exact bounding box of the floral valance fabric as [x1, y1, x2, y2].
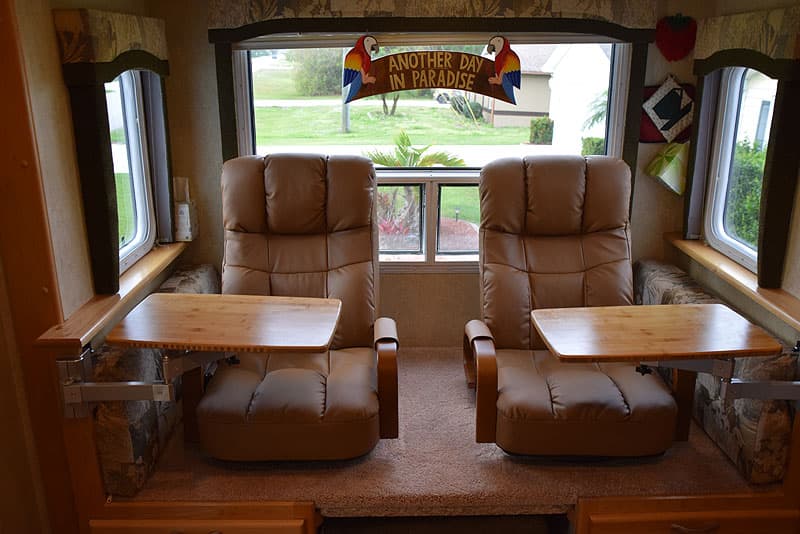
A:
[53, 9, 168, 65]
[695, 6, 800, 61]
[207, 0, 657, 31]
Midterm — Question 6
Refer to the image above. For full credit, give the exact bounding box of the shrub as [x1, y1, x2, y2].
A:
[725, 140, 766, 248]
[450, 95, 483, 121]
[286, 48, 342, 96]
[376, 184, 421, 251]
[581, 137, 605, 156]
[406, 88, 433, 98]
[529, 117, 554, 144]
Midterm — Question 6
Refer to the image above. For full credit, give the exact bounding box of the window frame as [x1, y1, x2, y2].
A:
[112, 70, 158, 273]
[704, 66, 773, 272]
[231, 33, 630, 272]
[436, 182, 481, 257]
[377, 169, 480, 272]
[376, 181, 426, 258]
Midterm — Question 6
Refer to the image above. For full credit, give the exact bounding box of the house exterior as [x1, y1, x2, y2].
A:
[478, 44, 555, 127]
[543, 43, 612, 155]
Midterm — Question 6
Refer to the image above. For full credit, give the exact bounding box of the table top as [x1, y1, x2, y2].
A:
[106, 293, 342, 353]
[531, 304, 782, 363]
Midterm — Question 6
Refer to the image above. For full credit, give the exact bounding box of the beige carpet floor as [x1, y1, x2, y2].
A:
[135, 348, 765, 517]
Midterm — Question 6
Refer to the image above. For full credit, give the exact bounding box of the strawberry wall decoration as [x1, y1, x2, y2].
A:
[655, 14, 697, 61]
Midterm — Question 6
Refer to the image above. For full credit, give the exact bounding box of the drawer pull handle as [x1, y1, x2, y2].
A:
[671, 523, 720, 533]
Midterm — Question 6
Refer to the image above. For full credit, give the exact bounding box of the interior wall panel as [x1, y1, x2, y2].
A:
[629, 37, 694, 263]
[379, 273, 480, 347]
[151, 0, 224, 269]
[14, 0, 94, 319]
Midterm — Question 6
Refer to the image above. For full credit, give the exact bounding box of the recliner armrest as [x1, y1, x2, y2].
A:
[375, 317, 399, 439]
[374, 316, 399, 348]
[465, 319, 494, 345]
[474, 341, 498, 444]
[463, 319, 493, 387]
[463, 320, 498, 443]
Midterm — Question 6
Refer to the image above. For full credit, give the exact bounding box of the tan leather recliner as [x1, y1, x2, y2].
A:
[464, 155, 677, 456]
[197, 154, 398, 461]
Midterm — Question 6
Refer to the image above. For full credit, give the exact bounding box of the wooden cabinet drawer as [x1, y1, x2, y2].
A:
[586, 509, 800, 534]
[90, 519, 306, 534]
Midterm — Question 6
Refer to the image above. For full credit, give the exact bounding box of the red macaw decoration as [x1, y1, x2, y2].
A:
[343, 35, 379, 103]
[487, 35, 521, 105]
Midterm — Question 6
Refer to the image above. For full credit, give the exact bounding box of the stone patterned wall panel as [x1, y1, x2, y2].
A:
[92, 265, 220, 497]
[91, 346, 168, 497]
[158, 264, 221, 295]
[207, 0, 657, 30]
[633, 259, 796, 484]
[634, 259, 721, 307]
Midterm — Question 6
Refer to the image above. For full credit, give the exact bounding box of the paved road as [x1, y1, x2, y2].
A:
[253, 98, 442, 108]
[255, 144, 559, 168]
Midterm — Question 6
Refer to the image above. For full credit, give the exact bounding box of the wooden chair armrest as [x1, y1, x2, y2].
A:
[376, 339, 398, 439]
[463, 319, 494, 388]
[473, 337, 498, 443]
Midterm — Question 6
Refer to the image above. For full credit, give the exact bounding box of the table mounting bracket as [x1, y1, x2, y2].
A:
[58, 349, 175, 419]
[643, 341, 800, 402]
[717, 340, 800, 401]
[161, 350, 226, 382]
[641, 358, 736, 380]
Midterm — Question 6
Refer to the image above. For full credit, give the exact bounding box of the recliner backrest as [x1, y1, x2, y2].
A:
[479, 155, 633, 350]
[221, 154, 378, 349]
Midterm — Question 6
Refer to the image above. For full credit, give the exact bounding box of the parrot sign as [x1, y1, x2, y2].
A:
[486, 35, 521, 104]
[342, 35, 380, 103]
[342, 35, 520, 105]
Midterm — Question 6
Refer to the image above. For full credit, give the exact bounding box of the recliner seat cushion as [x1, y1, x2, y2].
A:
[495, 350, 677, 456]
[198, 348, 379, 461]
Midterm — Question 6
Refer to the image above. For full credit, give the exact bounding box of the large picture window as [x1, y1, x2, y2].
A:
[234, 35, 628, 267]
[705, 67, 777, 271]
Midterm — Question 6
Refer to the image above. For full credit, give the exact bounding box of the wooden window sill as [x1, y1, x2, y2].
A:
[666, 232, 800, 334]
[37, 242, 187, 353]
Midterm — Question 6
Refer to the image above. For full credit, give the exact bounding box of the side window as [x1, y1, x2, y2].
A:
[104, 70, 157, 272]
[437, 184, 479, 258]
[705, 68, 777, 271]
[377, 183, 425, 261]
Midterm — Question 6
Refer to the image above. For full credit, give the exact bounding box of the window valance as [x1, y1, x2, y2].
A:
[694, 6, 800, 79]
[207, 0, 657, 37]
[53, 9, 169, 83]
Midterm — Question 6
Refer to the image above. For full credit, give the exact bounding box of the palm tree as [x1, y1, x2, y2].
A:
[366, 131, 464, 250]
[584, 89, 608, 130]
[364, 131, 465, 167]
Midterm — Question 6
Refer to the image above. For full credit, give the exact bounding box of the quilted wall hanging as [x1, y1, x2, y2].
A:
[641, 76, 694, 143]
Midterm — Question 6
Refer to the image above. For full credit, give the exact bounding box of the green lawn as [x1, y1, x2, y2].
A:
[115, 172, 135, 246]
[254, 104, 529, 146]
[109, 128, 126, 144]
[252, 69, 337, 100]
[440, 185, 479, 224]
